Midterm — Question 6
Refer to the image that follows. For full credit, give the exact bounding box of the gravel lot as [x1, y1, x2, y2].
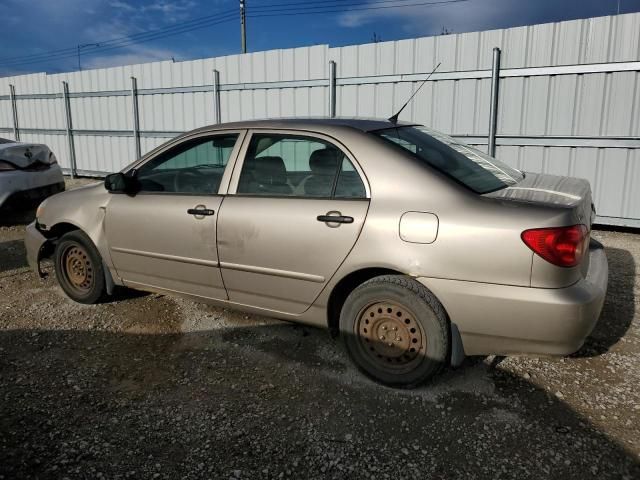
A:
[1, 178, 639, 479]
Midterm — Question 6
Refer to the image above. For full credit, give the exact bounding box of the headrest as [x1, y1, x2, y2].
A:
[255, 156, 287, 184]
[309, 148, 341, 174]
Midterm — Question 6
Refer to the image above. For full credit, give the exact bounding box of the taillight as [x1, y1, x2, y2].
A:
[0, 160, 16, 171]
[521, 225, 589, 267]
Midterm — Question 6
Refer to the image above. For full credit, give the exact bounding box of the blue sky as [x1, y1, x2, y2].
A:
[1, 0, 639, 77]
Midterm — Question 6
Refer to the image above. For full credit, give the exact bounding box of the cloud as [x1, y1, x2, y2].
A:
[109, 0, 136, 11]
[337, 0, 512, 33]
[142, 0, 198, 22]
[336, 0, 622, 37]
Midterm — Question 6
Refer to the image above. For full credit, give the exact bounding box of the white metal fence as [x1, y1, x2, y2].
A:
[1, 13, 639, 227]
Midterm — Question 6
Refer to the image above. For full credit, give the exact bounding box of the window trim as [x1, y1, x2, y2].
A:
[227, 128, 370, 200]
[123, 129, 247, 196]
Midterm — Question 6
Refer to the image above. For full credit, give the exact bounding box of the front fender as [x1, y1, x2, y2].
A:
[24, 221, 51, 278]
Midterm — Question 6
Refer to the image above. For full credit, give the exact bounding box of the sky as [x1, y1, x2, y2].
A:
[1, 0, 640, 77]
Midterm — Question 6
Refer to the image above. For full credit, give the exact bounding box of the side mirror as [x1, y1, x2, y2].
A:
[104, 172, 138, 194]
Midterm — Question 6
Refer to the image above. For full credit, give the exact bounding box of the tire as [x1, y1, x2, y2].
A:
[339, 275, 449, 388]
[54, 230, 107, 304]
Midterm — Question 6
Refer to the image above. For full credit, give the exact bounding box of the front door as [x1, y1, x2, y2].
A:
[105, 132, 242, 299]
[217, 131, 370, 314]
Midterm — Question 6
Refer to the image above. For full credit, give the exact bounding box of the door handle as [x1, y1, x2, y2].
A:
[317, 214, 354, 224]
[187, 207, 215, 216]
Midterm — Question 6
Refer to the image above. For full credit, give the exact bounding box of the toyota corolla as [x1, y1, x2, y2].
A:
[25, 119, 608, 387]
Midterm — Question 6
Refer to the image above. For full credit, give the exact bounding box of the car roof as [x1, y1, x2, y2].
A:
[192, 117, 417, 135]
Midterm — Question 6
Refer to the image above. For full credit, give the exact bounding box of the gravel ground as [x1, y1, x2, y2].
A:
[0, 178, 639, 479]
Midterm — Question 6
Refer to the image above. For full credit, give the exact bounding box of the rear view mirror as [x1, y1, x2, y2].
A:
[104, 172, 138, 194]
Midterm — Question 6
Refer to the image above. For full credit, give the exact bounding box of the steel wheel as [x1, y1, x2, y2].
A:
[54, 230, 107, 304]
[60, 244, 94, 294]
[355, 301, 426, 374]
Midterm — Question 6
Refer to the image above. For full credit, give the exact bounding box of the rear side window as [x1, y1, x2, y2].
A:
[335, 158, 366, 198]
[237, 134, 366, 198]
[373, 126, 523, 194]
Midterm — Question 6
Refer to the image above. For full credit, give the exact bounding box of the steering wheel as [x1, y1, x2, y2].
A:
[173, 170, 203, 193]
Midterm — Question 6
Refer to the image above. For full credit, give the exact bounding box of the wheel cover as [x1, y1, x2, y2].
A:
[356, 301, 426, 373]
[62, 244, 94, 293]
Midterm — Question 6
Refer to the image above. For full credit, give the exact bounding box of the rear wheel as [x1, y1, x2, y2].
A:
[54, 230, 106, 304]
[339, 275, 449, 387]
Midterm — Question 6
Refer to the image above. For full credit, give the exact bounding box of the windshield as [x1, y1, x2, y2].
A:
[373, 126, 523, 193]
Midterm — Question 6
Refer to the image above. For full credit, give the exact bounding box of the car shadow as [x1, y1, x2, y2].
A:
[573, 246, 635, 357]
[0, 325, 638, 479]
[0, 204, 37, 227]
[105, 286, 150, 302]
[0, 239, 28, 273]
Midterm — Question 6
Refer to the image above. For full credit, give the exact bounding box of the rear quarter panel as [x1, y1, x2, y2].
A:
[308, 131, 577, 320]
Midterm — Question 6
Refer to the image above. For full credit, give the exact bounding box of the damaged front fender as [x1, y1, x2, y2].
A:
[24, 221, 52, 278]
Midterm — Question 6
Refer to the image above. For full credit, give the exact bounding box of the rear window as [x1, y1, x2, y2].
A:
[373, 126, 523, 194]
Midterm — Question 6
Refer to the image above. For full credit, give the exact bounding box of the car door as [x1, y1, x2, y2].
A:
[217, 130, 370, 314]
[105, 131, 244, 300]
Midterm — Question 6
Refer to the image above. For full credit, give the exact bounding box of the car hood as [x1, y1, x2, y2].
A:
[485, 172, 595, 226]
[0, 142, 57, 168]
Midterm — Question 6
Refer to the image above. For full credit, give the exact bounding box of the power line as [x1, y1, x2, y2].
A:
[1, 0, 472, 70]
[0, 12, 237, 65]
[249, 0, 397, 6]
[0, 9, 237, 65]
[248, 0, 457, 11]
[248, 0, 471, 16]
[0, 13, 237, 68]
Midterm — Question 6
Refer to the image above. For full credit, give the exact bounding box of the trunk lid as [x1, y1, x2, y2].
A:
[485, 172, 595, 228]
[485, 172, 595, 282]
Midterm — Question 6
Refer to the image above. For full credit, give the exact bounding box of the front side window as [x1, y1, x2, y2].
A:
[237, 134, 366, 198]
[373, 126, 523, 194]
[135, 133, 239, 194]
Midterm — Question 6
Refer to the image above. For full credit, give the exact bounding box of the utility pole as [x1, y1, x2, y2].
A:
[240, 0, 247, 54]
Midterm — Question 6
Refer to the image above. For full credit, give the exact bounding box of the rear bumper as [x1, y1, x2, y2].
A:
[417, 243, 608, 356]
[25, 221, 50, 278]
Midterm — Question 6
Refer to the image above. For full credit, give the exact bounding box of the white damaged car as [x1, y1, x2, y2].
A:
[0, 138, 65, 209]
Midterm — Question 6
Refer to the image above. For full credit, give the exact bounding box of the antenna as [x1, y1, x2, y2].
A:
[388, 62, 441, 124]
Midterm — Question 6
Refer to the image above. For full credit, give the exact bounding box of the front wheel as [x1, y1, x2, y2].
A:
[339, 275, 450, 388]
[54, 230, 107, 304]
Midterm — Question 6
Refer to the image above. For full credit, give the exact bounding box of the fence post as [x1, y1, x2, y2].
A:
[213, 69, 221, 124]
[9, 85, 20, 142]
[328, 61, 337, 118]
[487, 47, 501, 157]
[131, 76, 141, 160]
[62, 81, 77, 178]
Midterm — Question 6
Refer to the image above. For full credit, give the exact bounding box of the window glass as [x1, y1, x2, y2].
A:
[334, 158, 366, 198]
[238, 134, 354, 197]
[372, 126, 523, 194]
[136, 134, 238, 194]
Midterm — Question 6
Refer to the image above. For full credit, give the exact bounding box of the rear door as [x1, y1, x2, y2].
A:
[217, 130, 370, 314]
[105, 131, 244, 299]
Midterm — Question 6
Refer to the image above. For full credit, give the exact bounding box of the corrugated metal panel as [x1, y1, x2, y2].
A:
[0, 100, 12, 132]
[1, 13, 639, 226]
[18, 132, 72, 170]
[73, 135, 135, 173]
